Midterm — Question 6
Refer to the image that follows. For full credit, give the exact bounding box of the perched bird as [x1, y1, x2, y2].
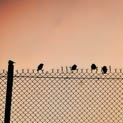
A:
[37, 64, 44, 71]
[71, 64, 77, 70]
[101, 66, 108, 74]
[91, 64, 97, 70]
[8, 60, 15, 65]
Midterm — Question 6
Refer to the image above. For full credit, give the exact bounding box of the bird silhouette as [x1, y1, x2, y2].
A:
[101, 66, 108, 74]
[71, 64, 77, 70]
[91, 64, 97, 70]
[8, 60, 15, 65]
[37, 64, 44, 71]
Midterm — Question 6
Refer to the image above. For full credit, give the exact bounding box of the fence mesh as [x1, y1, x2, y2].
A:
[0, 70, 7, 123]
[0, 69, 123, 123]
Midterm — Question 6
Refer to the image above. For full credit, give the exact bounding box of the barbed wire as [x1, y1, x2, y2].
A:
[1, 76, 123, 80]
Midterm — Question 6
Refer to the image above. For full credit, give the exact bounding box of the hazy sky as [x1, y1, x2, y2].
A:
[0, 0, 123, 70]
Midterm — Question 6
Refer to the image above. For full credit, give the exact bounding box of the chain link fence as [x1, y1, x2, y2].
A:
[0, 70, 7, 123]
[0, 68, 123, 123]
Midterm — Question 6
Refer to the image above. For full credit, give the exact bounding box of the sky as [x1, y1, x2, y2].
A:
[0, 0, 123, 70]
[0, 1, 122, 122]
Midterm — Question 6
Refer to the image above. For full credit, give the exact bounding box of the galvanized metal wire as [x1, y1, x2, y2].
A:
[0, 68, 123, 123]
[0, 70, 7, 123]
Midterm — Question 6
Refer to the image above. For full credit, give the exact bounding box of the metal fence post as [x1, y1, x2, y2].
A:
[4, 60, 15, 123]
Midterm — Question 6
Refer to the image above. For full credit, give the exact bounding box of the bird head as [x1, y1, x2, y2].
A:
[8, 60, 15, 64]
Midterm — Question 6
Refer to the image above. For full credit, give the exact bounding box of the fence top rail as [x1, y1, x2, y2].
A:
[0, 76, 123, 80]
[0, 67, 123, 73]
[1, 68, 123, 79]
[1, 69, 123, 74]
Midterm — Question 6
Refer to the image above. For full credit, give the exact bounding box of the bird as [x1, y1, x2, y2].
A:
[101, 66, 108, 74]
[71, 64, 77, 70]
[8, 60, 15, 65]
[91, 64, 97, 70]
[37, 64, 44, 71]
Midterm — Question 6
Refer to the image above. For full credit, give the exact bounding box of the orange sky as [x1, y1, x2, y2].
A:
[0, 0, 123, 70]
